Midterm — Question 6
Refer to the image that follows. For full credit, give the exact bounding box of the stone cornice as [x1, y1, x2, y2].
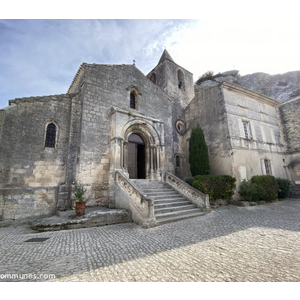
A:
[8, 93, 76, 106]
[111, 107, 164, 124]
[221, 82, 280, 106]
[278, 95, 300, 106]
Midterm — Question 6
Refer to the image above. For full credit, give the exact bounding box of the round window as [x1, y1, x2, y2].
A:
[175, 119, 186, 134]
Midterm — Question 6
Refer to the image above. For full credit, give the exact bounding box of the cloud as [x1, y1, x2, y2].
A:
[1, 18, 300, 108]
[0, 19, 193, 107]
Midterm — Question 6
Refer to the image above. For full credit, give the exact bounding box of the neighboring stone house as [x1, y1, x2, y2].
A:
[0, 50, 299, 223]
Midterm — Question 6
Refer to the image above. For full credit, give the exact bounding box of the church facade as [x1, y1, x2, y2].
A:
[0, 50, 299, 222]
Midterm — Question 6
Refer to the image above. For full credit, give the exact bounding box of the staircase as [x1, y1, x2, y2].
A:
[290, 184, 300, 198]
[132, 179, 206, 225]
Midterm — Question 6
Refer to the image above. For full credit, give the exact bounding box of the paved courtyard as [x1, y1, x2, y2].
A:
[0, 199, 299, 282]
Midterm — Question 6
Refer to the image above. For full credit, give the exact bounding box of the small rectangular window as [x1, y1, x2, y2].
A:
[264, 159, 272, 175]
[242, 121, 251, 139]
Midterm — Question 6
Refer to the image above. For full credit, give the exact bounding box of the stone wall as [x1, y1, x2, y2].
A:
[222, 83, 287, 183]
[0, 94, 78, 220]
[279, 97, 300, 153]
[279, 97, 300, 182]
[181, 82, 288, 194]
[146, 55, 195, 172]
[73, 64, 174, 207]
[147, 60, 194, 109]
[182, 84, 233, 179]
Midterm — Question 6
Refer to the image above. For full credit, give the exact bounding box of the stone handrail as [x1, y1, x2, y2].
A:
[163, 172, 211, 211]
[114, 171, 156, 227]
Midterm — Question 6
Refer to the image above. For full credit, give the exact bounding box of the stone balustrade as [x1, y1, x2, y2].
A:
[114, 171, 156, 227]
[163, 172, 211, 212]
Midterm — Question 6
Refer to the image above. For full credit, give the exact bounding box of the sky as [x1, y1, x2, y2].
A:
[1, 1, 300, 109]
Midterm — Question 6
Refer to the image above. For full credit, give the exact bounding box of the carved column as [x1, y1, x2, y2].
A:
[120, 139, 124, 170]
[123, 141, 128, 172]
[154, 145, 159, 179]
[150, 145, 154, 180]
[145, 146, 150, 179]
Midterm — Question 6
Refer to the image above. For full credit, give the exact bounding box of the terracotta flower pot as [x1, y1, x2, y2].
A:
[75, 202, 86, 216]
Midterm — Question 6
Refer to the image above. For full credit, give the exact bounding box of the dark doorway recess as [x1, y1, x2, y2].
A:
[128, 133, 146, 179]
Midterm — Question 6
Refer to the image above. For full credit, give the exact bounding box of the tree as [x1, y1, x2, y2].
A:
[189, 125, 210, 176]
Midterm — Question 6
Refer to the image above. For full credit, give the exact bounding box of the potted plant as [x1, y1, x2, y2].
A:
[72, 181, 87, 216]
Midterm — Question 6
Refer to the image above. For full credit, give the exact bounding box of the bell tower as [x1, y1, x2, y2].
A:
[147, 49, 194, 107]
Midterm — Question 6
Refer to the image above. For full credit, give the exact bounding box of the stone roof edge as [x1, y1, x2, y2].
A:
[221, 82, 280, 106]
[9, 93, 76, 105]
[147, 59, 193, 77]
[68, 63, 149, 93]
[67, 63, 87, 93]
[278, 95, 300, 106]
[79, 63, 172, 103]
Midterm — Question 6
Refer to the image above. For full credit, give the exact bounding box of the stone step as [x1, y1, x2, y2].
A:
[154, 200, 191, 208]
[132, 179, 205, 226]
[289, 192, 300, 198]
[135, 185, 167, 189]
[142, 187, 172, 191]
[155, 204, 196, 214]
[142, 186, 174, 190]
[132, 180, 160, 185]
[133, 181, 165, 185]
[145, 191, 181, 197]
[289, 185, 300, 198]
[155, 208, 202, 220]
[154, 198, 188, 204]
[156, 211, 206, 225]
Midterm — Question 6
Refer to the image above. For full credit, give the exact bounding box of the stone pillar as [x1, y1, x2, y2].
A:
[150, 145, 154, 180]
[111, 137, 122, 170]
[154, 146, 160, 179]
[145, 146, 150, 179]
[120, 139, 124, 170]
[123, 141, 128, 172]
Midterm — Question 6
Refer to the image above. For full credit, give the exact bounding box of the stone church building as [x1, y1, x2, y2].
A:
[0, 50, 299, 225]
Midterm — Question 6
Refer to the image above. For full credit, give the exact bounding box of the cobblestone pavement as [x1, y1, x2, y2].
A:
[0, 199, 300, 282]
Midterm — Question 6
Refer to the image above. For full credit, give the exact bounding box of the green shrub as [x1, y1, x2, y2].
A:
[251, 175, 279, 202]
[184, 177, 194, 186]
[276, 178, 291, 198]
[189, 125, 210, 176]
[239, 180, 266, 202]
[192, 175, 236, 200]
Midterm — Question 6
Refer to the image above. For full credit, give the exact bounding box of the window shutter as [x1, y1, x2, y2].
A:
[250, 122, 256, 140]
[270, 161, 275, 176]
[261, 159, 266, 175]
[260, 125, 266, 142]
[238, 119, 244, 138]
[270, 129, 276, 144]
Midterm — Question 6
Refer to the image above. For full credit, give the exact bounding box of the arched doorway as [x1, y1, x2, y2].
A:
[127, 133, 146, 179]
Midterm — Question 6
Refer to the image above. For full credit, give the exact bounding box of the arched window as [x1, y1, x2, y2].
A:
[177, 69, 185, 90]
[45, 123, 57, 148]
[130, 91, 136, 109]
[175, 154, 181, 168]
[150, 73, 156, 84]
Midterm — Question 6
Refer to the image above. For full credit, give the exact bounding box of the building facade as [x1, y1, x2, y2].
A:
[0, 50, 299, 221]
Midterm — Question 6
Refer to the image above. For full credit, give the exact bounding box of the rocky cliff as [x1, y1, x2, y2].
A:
[238, 71, 300, 102]
[196, 70, 300, 103]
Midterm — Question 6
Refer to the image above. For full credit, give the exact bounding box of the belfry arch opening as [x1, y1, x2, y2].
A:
[127, 133, 146, 179]
[177, 69, 185, 90]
